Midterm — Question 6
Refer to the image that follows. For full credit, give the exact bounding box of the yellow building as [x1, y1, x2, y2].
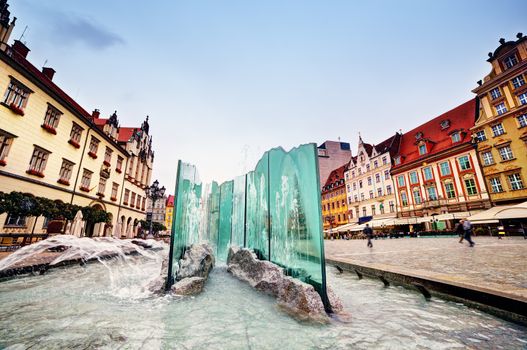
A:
[321, 163, 350, 230]
[0, 5, 154, 237]
[472, 34, 527, 205]
[165, 195, 174, 232]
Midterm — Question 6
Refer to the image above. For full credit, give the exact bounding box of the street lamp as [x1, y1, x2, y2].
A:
[145, 180, 166, 238]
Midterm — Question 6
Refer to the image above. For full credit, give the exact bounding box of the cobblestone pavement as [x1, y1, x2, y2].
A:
[325, 236, 527, 300]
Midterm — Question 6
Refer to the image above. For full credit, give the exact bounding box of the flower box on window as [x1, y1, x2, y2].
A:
[80, 186, 90, 192]
[0, 159, 6, 166]
[103, 160, 111, 167]
[68, 139, 80, 148]
[110, 196, 117, 201]
[115, 168, 122, 174]
[88, 151, 97, 159]
[41, 123, 57, 135]
[26, 169, 45, 178]
[57, 178, 70, 186]
[123, 201, 129, 206]
[96, 192, 105, 198]
[9, 103, 24, 116]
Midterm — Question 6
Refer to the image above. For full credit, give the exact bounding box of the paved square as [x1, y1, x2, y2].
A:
[325, 236, 527, 300]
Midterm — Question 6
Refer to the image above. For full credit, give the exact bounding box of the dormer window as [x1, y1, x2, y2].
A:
[503, 54, 518, 69]
[512, 74, 525, 89]
[394, 156, 401, 165]
[415, 132, 423, 140]
[440, 120, 450, 130]
[451, 132, 461, 143]
[418, 144, 427, 155]
[490, 87, 501, 100]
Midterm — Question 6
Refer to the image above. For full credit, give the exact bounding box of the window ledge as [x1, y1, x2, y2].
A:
[482, 163, 496, 167]
[88, 151, 98, 159]
[41, 124, 57, 135]
[57, 178, 70, 186]
[510, 187, 526, 191]
[103, 160, 111, 167]
[96, 192, 105, 198]
[110, 197, 117, 202]
[0, 159, 6, 166]
[115, 168, 122, 174]
[26, 169, 45, 178]
[80, 186, 90, 192]
[2, 102, 25, 116]
[500, 158, 516, 163]
[68, 139, 80, 149]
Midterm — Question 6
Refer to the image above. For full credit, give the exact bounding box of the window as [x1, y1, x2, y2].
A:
[97, 177, 107, 196]
[104, 147, 112, 166]
[397, 175, 405, 187]
[3, 78, 31, 111]
[360, 193, 365, 201]
[345, 173, 349, 180]
[4, 214, 26, 227]
[88, 136, 100, 157]
[373, 160, 378, 168]
[42, 104, 62, 132]
[491, 123, 505, 137]
[337, 214, 341, 222]
[427, 186, 438, 201]
[382, 156, 387, 165]
[69, 123, 83, 146]
[367, 177, 372, 186]
[347, 197, 352, 205]
[362, 207, 367, 217]
[366, 164, 370, 171]
[439, 162, 451, 176]
[418, 144, 427, 155]
[481, 151, 494, 165]
[331, 202, 335, 210]
[518, 93, 527, 105]
[504, 54, 518, 69]
[389, 201, 395, 212]
[394, 156, 401, 165]
[464, 178, 478, 195]
[508, 173, 524, 190]
[401, 192, 408, 206]
[475, 130, 486, 142]
[371, 205, 376, 216]
[386, 185, 392, 195]
[369, 190, 374, 199]
[354, 195, 358, 202]
[423, 167, 433, 181]
[413, 188, 422, 205]
[131, 192, 136, 207]
[124, 189, 130, 204]
[451, 132, 461, 143]
[518, 114, 527, 128]
[359, 180, 363, 189]
[80, 169, 93, 190]
[336, 201, 340, 208]
[346, 184, 351, 192]
[351, 171, 355, 178]
[489, 178, 503, 193]
[58, 159, 74, 184]
[440, 120, 450, 130]
[512, 74, 525, 89]
[384, 170, 390, 180]
[137, 195, 142, 208]
[444, 182, 456, 199]
[380, 203, 385, 214]
[0, 130, 14, 164]
[458, 155, 471, 170]
[377, 188, 382, 197]
[495, 103, 507, 115]
[490, 87, 501, 100]
[375, 173, 380, 183]
[116, 156, 124, 172]
[353, 182, 357, 190]
[28, 146, 50, 176]
[409, 171, 418, 184]
[498, 146, 514, 161]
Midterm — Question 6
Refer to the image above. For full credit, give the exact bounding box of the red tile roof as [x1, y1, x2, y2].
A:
[93, 118, 107, 127]
[117, 127, 137, 142]
[166, 195, 174, 207]
[322, 162, 349, 190]
[393, 99, 476, 169]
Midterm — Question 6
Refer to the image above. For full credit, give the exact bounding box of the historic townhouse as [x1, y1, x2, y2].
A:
[165, 195, 174, 232]
[321, 163, 350, 230]
[0, 3, 154, 237]
[391, 100, 491, 230]
[344, 133, 401, 225]
[471, 34, 527, 205]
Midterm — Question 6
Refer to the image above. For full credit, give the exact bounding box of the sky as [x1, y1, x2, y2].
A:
[8, 0, 527, 192]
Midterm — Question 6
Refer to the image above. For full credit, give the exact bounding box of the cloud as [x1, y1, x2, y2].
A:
[50, 13, 124, 49]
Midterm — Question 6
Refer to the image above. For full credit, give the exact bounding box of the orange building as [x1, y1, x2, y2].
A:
[321, 163, 350, 230]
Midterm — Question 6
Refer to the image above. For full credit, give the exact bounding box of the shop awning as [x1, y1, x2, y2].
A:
[334, 222, 358, 233]
[494, 201, 527, 220]
[467, 206, 508, 223]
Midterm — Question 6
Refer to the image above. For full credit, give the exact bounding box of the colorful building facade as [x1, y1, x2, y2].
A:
[165, 194, 174, 232]
[472, 34, 527, 205]
[391, 100, 491, 230]
[0, 4, 154, 237]
[321, 163, 350, 230]
[345, 133, 401, 224]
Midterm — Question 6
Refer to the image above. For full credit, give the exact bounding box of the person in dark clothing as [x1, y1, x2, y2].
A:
[455, 220, 465, 243]
[363, 223, 373, 248]
[462, 219, 475, 247]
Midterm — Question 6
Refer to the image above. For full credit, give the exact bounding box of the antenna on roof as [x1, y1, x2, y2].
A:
[43, 59, 48, 67]
[19, 25, 28, 41]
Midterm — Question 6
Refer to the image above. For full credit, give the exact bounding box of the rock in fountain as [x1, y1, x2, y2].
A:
[227, 245, 346, 322]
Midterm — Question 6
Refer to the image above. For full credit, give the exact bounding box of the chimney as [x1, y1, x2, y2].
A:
[92, 109, 100, 119]
[42, 67, 55, 80]
[12, 39, 29, 58]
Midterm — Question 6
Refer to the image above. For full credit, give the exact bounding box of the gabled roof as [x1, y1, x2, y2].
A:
[323, 162, 349, 190]
[166, 195, 174, 207]
[374, 133, 402, 158]
[393, 99, 476, 169]
[117, 127, 138, 142]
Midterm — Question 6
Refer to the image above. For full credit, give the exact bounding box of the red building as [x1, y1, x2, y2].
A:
[391, 100, 491, 230]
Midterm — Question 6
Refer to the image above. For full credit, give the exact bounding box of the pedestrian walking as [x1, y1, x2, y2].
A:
[462, 218, 475, 247]
[364, 223, 373, 248]
[455, 220, 465, 243]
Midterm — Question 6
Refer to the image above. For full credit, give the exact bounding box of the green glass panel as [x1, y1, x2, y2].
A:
[206, 182, 220, 253]
[217, 180, 234, 261]
[245, 152, 269, 260]
[231, 175, 246, 247]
